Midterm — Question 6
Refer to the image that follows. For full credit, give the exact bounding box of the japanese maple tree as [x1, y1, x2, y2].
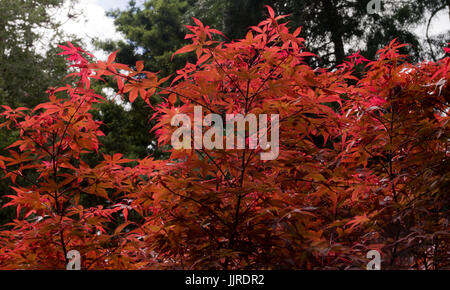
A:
[0, 7, 448, 269]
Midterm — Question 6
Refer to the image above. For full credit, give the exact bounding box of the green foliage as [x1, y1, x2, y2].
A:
[100, 0, 195, 76]
[260, 0, 448, 65]
[103, 0, 449, 68]
[0, 0, 79, 224]
[0, 0, 73, 107]
[91, 98, 165, 160]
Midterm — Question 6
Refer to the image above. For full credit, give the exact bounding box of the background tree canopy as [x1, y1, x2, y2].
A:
[0, 0, 75, 108]
[102, 0, 449, 69]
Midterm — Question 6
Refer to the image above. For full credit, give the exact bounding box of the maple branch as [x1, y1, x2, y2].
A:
[21, 130, 54, 157]
[247, 53, 290, 109]
[160, 181, 232, 230]
[59, 228, 68, 265]
[55, 96, 87, 158]
[388, 94, 398, 203]
[51, 130, 60, 208]
[2, 167, 41, 188]
[228, 149, 245, 252]
[156, 86, 221, 115]
[104, 65, 222, 115]
[195, 149, 234, 188]
[168, 210, 224, 249]
[361, 146, 391, 177]
[85, 248, 120, 270]
[208, 48, 247, 101]
[240, 196, 262, 220]
[388, 87, 400, 268]
[227, 95, 251, 263]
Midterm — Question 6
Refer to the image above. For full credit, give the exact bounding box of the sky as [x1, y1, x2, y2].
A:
[55, 0, 448, 60]
[95, 0, 130, 11]
[54, 0, 128, 60]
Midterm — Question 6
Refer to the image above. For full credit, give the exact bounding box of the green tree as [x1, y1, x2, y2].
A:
[94, 0, 197, 160]
[90, 97, 165, 160]
[101, 0, 195, 76]
[104, 0, 449, 71]
[0, 0, 79, 107]
[0, 0, 79, 224]
[215, 0, 449, 65]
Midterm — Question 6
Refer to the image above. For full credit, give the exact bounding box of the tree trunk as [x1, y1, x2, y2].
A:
[321, 0, 346, 65]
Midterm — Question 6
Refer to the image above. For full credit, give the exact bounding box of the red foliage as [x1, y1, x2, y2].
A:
[0, 7, 448, 269]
